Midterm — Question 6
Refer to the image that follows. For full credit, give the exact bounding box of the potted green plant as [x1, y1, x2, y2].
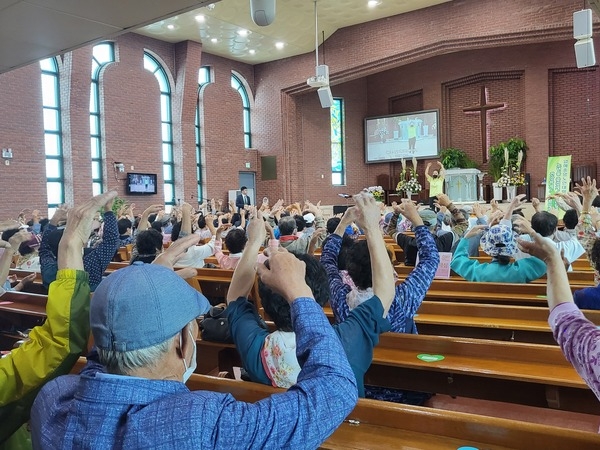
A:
[440, 147, 479, 169]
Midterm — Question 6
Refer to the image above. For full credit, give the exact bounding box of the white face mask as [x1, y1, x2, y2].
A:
[180, 329, 197, 383]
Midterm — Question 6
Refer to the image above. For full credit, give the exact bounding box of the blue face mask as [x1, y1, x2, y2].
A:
[180, 329, 197, 383]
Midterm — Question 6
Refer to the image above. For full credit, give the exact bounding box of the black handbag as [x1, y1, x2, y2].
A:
[199, 306, 232, 343]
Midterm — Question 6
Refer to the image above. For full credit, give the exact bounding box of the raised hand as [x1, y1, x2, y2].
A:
[472, 202, 484, 218]
[246, 209, 266, 246]
[352, 192, 381, 233]
[153, 234, 200, 271]
[464, 224, 488, 239]
[517, 231, 558, 262]
[66, 192, 117, 249]
[0, 219, 21, 232]
[488, 210, 504, 227]
[256, 249, 313, 304]
[513, 218, 535, 236]
[562, 192, 583, 212]
[575, 176, 598, 211]
[50, 204, 69, 226]
[398, 199, 423, 226]
[8, 230, 33, 248]
[436, 193, 451, 207]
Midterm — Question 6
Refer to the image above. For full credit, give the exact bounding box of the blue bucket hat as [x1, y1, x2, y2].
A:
[480, 224, 517, 257]
[91, 264, 210, 352]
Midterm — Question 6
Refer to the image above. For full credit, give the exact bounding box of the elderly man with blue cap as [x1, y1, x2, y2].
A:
[31, 210, 357, 449]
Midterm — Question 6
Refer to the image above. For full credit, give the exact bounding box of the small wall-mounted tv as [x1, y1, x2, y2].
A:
[364, 109, 440, 163]
[126, 172, 157, 195]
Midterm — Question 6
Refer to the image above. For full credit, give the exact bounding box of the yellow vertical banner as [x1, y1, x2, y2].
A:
[545, 155, 572, 216]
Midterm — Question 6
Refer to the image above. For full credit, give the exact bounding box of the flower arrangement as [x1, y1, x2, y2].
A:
[495, 147, 525, 187]
[366, 186, 385, 202]
[396, 157, 422, 194]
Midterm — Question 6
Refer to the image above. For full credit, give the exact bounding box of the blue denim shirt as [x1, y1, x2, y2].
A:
[30, 297, 357, 450]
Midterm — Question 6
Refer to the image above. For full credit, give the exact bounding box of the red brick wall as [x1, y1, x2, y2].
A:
[550, 66, 600, 178]
[199, 53, 257, 203]
[0, 0, 596, 217]
[0, 64, 46, 215]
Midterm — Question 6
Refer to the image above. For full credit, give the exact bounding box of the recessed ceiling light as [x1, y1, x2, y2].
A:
[237, 29, 250, 37]
[275, 42, 285, 49]
[195, 15, 205, 22]
[249, 49, 256, 55]
[368, 0, 381, 8]
[167, 24, 175, 30]
[211, 38, 218, 43]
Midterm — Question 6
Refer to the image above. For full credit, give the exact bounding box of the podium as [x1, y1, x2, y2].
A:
[444, 168, 481, 203]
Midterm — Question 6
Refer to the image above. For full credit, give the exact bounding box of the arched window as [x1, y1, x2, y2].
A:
[90, 42, 115, 195]
[144, 52, 175, 207]
[40, 57, 64, 214]
[331, 98, 345, 185]
[231, 73, 251, 149]
[195, 66, 212, 202]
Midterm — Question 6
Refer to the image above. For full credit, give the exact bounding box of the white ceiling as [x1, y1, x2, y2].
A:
[136, 0, 452, 65]
[0, 0, 452, 74]
[0, 0, 216, 73]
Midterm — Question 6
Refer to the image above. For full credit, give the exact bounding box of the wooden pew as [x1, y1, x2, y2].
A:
[422, 279, 578, 307]
[68, 358, 600, 449]
[393, 264, 596, 285]
[6, 269, 47, 294]
[0, 290, 47, 348]
[414, 301, 600, 345]
[8, 268, 43, 284]
[196, 329, 600, 415]
[472, 255, 593, 271]
[366, 333, 600, 415]
[0, 290, 47, 317]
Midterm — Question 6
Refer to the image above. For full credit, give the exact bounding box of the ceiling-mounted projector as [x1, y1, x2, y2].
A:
[307, 64, 329, 88]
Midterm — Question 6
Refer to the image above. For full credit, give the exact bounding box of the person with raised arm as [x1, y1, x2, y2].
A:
[518, 229, 600, 402]
[386, 193, 466, 266]
[425, 161, 446, 210]
[0, 228, 31, 296]
[228, 193, 395, 398]
[39, 196, 120, 291]
[32, 216, 355, 449]
[451, 194, 547, 283]
[571, 177, 600, 307]
[170, 202, 216, 269]
[0, 191, 117, 444]
[322, 198, 438, 333]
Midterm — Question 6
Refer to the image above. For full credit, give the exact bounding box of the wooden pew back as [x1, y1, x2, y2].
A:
[68, 358, 600, 449]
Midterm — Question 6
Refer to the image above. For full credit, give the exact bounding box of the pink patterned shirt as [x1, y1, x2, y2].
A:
[214, 239, 242, 270]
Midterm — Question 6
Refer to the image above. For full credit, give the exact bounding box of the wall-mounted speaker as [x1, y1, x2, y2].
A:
[250, 0, 276, 26]
[574, 9, 593, 40]
[317, 86, 333, 108]
[575, 38, 596, 68]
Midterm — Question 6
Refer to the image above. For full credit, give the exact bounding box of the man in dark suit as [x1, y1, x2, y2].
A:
[235, 186, 251, 213]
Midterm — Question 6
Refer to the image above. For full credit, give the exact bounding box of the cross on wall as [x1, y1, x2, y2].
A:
[463, 86, 507, 163]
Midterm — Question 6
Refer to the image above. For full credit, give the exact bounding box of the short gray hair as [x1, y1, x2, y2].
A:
[97, 337, 173, 375]
[278, 216, 297, 236]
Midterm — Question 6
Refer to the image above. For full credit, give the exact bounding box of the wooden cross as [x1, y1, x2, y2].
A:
[463, 86, 507, 162]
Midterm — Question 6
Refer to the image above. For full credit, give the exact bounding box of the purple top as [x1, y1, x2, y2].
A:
[549, 302, 600, 402]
